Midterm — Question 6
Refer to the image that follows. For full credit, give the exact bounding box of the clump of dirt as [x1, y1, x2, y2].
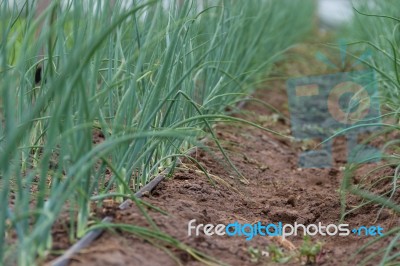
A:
[48, 41, 400, 266]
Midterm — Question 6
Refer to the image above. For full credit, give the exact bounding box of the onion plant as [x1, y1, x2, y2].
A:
[343, 1, 400, 264]
[0, 0, 313, 265]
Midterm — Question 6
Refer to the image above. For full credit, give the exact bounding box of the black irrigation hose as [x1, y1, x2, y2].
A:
[50, 217, 113, 266]
[50, 169, 170, 266]
[50, 99, 251, 266]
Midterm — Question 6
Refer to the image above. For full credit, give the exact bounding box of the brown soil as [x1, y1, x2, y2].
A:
[47, 42, 400, 266]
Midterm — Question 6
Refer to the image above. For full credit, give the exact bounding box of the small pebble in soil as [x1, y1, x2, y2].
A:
[287, 196, 296, 207]
[378, 209, 390, 220]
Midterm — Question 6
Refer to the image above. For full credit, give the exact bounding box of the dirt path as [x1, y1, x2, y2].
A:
[59, 42, 399, 266]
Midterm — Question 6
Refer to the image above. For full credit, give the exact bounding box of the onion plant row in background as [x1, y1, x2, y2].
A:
[0, 0, 313, 265]
[344, 0, 400, 264]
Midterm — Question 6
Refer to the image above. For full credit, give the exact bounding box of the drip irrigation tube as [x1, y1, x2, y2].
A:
[50, 168, 172, 266]
[50, 98, 251, 266]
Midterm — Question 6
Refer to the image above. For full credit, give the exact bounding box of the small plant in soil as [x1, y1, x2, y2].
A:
[248, 246, 263, 263]
[248, 244, 294, 264]
[267, 244, 293, 264]
[298, 236, 323, 265]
